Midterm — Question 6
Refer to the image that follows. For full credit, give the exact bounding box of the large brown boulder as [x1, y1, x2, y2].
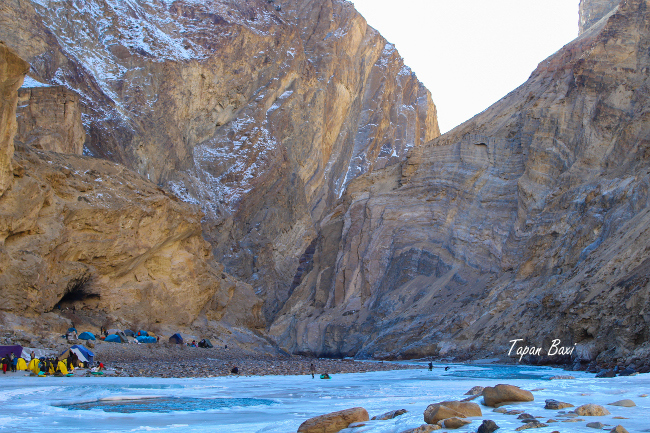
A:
[575, 404, 610, 416]
[441, 417, 471, 429]
[424, 400, 482, 424]
[298, 407, 369, 433]
[482, 384, 534, 407]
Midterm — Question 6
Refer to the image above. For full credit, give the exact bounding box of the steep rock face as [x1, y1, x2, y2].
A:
[272, 0, 650, 362]
[0, 45, 262, 331]
[579, 0, 620, 34]
[0, 0, 438, 322]
[0, 41, 29, 195]
[15, 83, 85, 154]
[0, 143, 264, 329]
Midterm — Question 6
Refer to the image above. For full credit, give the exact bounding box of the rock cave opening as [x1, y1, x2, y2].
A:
[56, 277, 101, 311]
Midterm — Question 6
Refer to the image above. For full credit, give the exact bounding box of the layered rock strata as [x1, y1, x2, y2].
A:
[272, 0, 650, 363]
[0, 0, 438, 323]
[15, 83, 85, 154]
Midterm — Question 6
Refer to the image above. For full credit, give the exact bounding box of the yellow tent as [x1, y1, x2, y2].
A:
[57, 361, 68, 375]
[28, 358, 40, 374]
[16, 358, 27, 371]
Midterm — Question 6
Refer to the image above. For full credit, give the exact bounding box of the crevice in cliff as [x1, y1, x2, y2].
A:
[56, 273, 98, 310]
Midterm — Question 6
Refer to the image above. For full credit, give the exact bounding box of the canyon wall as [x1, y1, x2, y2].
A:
[0, 41, 29, 196]
[0, 0, 438, 323]
[272, 0, 650, 365]
[0, 42, 262, 337]
[3, 0, 647, 365]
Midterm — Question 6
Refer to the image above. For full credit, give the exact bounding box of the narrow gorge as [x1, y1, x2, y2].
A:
[1, 0, 649, 368]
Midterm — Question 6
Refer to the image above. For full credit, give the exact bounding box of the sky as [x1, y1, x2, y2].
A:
[349, 1, 580, 133]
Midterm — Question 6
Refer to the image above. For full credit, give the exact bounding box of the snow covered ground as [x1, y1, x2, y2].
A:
[0, 363, 647, 432]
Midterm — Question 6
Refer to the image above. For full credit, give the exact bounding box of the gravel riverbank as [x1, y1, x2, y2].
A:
[91, 342, 420, 378]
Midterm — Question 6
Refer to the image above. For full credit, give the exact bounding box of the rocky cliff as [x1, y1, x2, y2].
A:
[0, 0, 438, 324]
[16, 81, 86, 154]
[0, 42, 263, 340]
[272, 0, 650, 366]
[3, 0, 646, 367]
[0, 41, 29, 196]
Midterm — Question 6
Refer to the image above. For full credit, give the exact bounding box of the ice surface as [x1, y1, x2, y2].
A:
[0, 363, 647, 432]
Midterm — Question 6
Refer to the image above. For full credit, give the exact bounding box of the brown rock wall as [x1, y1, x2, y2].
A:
[0, 0, 438, 324]
[272, 0, 650, 361]
[15, 85, 85, 154]
[0, 41, 29, 196]
[0, 144, 263, 330]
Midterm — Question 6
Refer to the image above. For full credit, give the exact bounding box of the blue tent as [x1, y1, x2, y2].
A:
[136, 336, 156, 344]
[78, 332, 95, 341]
[67, 327, 77, 333]
[70, 345, 94, 364]
[137, 330, 148, 337]
[168, 333, 183, 344]
[104, 334, 122, 343]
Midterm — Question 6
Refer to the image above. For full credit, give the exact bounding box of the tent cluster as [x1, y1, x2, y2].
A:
[0, 344, 95, 377]
[102, 329, 157, 344]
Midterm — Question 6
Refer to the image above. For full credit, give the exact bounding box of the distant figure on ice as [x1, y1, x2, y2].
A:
[428, 362, 433, 371]
[310, 363, 316, 378]
[445, 366, 450, 371]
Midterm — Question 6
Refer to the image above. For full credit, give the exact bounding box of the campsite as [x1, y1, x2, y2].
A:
[0, 327, 242, 378]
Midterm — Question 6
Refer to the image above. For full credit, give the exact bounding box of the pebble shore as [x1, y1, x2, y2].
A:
[91, 342, 420, 378]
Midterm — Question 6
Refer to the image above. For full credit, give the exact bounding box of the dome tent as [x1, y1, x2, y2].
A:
[168, 333, 183, 344]
[104, 334, 122, 343]
[78, 332, 95, 340]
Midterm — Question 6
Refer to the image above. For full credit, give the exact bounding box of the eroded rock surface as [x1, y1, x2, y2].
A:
[0, 144, 263, 330]
[16, 83, 85, 154]
[0, 0, 438, 325]
[270, 0, 650, 363]
[0, 41, 29, 195]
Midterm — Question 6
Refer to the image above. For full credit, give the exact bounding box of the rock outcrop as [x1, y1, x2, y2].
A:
[0, 142, 264, 329]
[483, 385, 534, 407]
[16, 83, 85, 154]
[0, 43, 262, 337]
[297, 407, 369, 433]
[0, 0, 438, 325]
[271, 0, 650, 363]
[0, 41, 29, 196]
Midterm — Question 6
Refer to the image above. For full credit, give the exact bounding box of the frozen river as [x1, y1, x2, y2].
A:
[0, 363, 647, 432]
